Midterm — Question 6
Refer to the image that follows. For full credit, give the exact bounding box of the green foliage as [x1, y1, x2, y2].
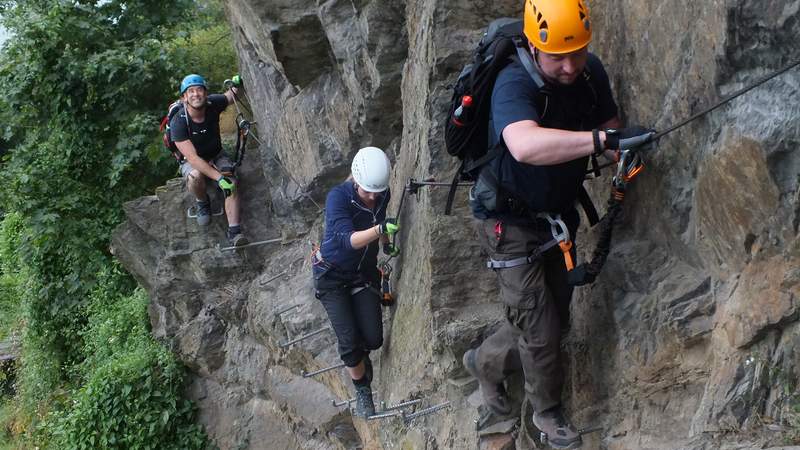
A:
[0, 212, 25, 341]
[0, 0, 238, 446]
[171, 23, 238, 93]
[0, 1, 191, 387]
[0, 0, 231, 447]
[42, 288, 206, 450]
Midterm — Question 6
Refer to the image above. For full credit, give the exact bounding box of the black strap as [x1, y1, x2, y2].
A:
[576, 185, 599, 227]
[443, 161, 464, 216]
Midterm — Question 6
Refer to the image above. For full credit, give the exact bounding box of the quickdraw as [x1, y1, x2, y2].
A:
[224, 78, 253, 170]
[378, 261, 394, 307]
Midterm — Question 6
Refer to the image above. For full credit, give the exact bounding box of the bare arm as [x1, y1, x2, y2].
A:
[175, 140, 224, 180]
[350, 225, 382, 249]
[502, 114, 623, 165]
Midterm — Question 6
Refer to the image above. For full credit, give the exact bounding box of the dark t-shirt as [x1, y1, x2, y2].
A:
[483, 53, 618, 216]
[169, 94, 229, 160]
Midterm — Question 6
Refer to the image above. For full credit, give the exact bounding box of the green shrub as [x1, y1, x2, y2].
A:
[45, 289, 206, 449]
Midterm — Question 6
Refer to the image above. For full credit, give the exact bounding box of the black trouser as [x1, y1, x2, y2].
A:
[314, 271, 383, 368]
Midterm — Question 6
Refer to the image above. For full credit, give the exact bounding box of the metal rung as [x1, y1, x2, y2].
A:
[279, 326, 330, 348]
[367, 410, 402, 421]
[301, 361, 345, 378]
[187, 205, 224, 218]
[331, 391, 377, 408]
[412, 180, 474, 187]
[218, 237, 282, 252]
[402, 401, 451, 424]
[540, 426, 602, 446]
[273, 304, 300, 317]
[579, 426, 603, 435]
[261, 270, 288, 286]
[381, 398, 422, 412]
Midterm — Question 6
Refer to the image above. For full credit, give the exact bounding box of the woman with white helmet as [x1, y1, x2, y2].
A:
[312, 146, 399, 418]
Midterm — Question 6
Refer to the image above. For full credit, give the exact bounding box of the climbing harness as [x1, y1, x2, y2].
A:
[485, 213, 574, 271]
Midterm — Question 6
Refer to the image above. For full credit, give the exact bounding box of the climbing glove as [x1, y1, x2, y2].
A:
[382, 242, 401, 257]
[217, 176, 236, 197]
[378, 218, 399, 237]
[602, 126, 655, 151]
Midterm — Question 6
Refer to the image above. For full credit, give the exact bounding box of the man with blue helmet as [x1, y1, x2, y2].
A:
[170, 73, 247, 246]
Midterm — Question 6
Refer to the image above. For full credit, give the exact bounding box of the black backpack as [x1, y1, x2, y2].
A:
[159, 100, 189, 163]
[443, 18, 545, 215]
[442, 18, 601, 225]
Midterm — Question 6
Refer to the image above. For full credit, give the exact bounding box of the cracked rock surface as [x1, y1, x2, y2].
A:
[113, 0, 800, 448]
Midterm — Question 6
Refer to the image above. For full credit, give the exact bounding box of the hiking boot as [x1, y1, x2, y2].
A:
[195, 199, 211, 226]
[353, 384, 375, 418]
[227, 229, 248, 247]
[462, 349, 512, 416]
[532, 406, 582, 449]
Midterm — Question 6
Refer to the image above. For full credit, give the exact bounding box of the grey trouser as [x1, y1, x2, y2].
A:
[179, 153, 235, 179]
[472, 218, 575, 412]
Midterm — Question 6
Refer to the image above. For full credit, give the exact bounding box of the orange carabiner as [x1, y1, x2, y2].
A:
[559, 240, 574, 271]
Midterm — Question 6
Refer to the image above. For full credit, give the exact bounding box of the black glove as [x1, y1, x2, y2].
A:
[603, 126, 655, 151]
[378, 218, 398, 236]
[567, 264, 596, 286]
[217, 176, 236, 197]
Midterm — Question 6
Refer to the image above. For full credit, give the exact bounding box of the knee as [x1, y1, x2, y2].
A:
[187, 170, 205, 186]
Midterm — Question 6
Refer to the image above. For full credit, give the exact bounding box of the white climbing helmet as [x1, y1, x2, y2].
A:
[351, 146, 391, 193]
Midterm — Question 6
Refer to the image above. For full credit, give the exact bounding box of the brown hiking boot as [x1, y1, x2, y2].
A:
[462, 349, 512, 416]
[532, 406, 582, 449]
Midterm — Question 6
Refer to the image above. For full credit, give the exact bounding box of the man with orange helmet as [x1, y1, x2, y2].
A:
[463, 1, 653, 447]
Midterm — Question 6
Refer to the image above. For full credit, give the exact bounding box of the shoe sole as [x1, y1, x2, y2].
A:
[233, 237, 249, 247]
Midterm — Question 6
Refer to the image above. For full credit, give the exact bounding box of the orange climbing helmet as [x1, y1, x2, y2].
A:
[523, 0, 592, 54]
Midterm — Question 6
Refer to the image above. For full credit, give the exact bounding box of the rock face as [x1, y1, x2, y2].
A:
[112, 0, 800, 448]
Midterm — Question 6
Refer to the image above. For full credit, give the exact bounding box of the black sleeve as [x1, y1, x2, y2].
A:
[208, 94, 229, 115]
[169, 108, 190, 142]
[587, 54, 619, 124]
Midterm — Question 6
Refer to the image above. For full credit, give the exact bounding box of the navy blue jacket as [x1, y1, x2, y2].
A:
[319, 181, 390, 276]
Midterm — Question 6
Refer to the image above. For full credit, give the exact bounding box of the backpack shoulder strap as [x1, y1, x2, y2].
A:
[510, 39, 545, 89]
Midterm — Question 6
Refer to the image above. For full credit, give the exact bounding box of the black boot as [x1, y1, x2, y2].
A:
[352, 378, 375, 418]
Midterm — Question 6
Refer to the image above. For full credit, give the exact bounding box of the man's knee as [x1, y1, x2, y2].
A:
[187, 169, 205, 186]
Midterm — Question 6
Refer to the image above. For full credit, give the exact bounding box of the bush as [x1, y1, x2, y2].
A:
[44, 288, 206, 450]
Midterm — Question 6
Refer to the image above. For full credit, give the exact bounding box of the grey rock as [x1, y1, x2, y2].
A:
[112, 0, 800, 448]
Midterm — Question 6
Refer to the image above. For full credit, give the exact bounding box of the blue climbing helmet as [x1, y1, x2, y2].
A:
[180, 74, 207, 95]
